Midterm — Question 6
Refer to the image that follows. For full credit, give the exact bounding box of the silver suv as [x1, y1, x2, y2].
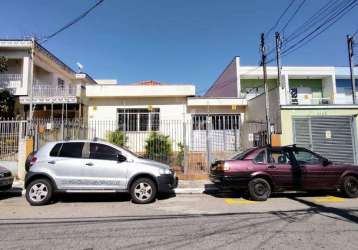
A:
[25, 140, 178, 206]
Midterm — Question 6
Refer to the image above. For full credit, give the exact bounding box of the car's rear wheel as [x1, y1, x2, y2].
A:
[26, 179, 53, 206]
[248, 178, 271, 201]
[130, 178, 157, 204]
[342, 176, 358, 198]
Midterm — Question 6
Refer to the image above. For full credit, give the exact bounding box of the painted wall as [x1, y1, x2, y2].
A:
[205, 57, 239, 97]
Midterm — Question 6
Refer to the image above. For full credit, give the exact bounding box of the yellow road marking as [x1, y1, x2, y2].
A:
[314, 196, 346, 203]
[225, 198, 257, 205]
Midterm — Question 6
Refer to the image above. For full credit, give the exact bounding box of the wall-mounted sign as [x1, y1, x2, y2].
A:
[325, 130, 332, 139]
[231, 105, 237, 111]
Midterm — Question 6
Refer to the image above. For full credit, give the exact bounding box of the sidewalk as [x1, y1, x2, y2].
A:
[10, 179, 219, 195]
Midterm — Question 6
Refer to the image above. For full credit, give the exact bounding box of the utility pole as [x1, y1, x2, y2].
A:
[347, 35, 356, 104]
[260, 33, 271, 145]
[29, 37, 35, 123]
[275, 32, 283, 89]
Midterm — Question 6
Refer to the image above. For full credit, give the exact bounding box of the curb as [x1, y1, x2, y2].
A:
[3, 188, 219, 196]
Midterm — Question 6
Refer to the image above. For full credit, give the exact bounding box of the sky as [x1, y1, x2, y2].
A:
[0, 0, 357, 95]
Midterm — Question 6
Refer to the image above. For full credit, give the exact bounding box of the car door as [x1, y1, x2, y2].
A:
[291, 148, 340, 189]
[49, 142, 87, 190]
[266, 148, 294, 189]
[80, 142, 129, 190]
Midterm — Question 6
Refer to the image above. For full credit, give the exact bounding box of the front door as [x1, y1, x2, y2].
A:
[80, 143, 129, 190]
[266, 148, 294, 189]
[291, 148, 342, 189]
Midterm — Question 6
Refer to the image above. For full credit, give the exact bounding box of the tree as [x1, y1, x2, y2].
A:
[0, 89, 15, 118]
[0, 56, 7, 73]
[0, 56, 14, 118]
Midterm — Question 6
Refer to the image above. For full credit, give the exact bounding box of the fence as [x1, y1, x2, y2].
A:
[0, 120, 26, 161]
[0, 115, 267, 177]
[28, 115, 248, 176]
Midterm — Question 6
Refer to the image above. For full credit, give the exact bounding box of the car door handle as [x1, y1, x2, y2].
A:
[268, 165, 276, 169]
[85, 162, 94, 166]
[48, 160, 56, 164]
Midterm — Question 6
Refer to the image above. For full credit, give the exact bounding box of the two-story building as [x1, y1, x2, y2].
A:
[0, 39, 97, 120]
[207, 56, 358, 164]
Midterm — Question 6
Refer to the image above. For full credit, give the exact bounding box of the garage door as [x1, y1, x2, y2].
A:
[293, 116, 356, 164]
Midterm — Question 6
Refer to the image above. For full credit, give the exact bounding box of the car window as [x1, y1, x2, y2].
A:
[58, 142, 84, 158]
[254, 150, 266, 164]
[50, 143, 62, 157]
[292, 149, 321, 165]
[90, 143, 120, 161]
[268, 149, 290, 165]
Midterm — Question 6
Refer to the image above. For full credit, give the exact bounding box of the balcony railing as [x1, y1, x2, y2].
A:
[19, 84, 79, 104]
[289, 97, 332, 105]
[32, 84, 77, 98]
[0, 74, 22, 90]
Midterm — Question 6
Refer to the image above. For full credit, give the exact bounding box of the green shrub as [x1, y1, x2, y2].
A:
[145, 132, 172, 163]
[107, 130, 127, 146]
[176, 142, 185, 166]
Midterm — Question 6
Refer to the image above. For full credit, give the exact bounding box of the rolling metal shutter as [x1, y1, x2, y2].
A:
[293, 116, 356, 164]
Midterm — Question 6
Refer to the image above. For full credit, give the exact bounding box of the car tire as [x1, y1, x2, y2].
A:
[342, 175, 358, 198]
[248, 178, 271, 201]
[130, 178, 157, 204]
[26, 179, 53, 206]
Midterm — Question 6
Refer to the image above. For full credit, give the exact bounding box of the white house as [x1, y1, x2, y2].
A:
[0, 39, 97, 120]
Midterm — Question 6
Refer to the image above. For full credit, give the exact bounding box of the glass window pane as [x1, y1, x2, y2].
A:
[50, 143, 62, 157]
[90, 143, 119, 161]
[59, 142, 84, 158]
[292, 149, 321, 165]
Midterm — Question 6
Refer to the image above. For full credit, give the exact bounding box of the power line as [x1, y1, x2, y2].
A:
[353, 27, 358, 37]
[266, 0, 349, 57]
[266, 0, 297, 37]
[281, 0, 358, 58]
[41, 0, 105, 43]
[280, 0, 307, 34]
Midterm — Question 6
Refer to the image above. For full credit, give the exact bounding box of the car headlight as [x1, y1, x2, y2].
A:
[159, 168, 172, 175]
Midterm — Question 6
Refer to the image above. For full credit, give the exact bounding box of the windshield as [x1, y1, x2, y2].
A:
[232, 148, 256, 160]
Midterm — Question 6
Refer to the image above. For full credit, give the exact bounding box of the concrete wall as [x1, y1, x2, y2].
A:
[205, 57, 239, 97]
[246, 87, 281, 133]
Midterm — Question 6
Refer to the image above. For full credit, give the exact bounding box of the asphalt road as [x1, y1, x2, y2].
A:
[0, 190, 358, 250]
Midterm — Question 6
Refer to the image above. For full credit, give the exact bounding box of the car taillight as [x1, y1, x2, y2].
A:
[30, 156, 37, 167]
[217, 162, 230, 172]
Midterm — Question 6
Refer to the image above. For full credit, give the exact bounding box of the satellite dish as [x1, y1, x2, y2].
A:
[76, 62, 84, 73]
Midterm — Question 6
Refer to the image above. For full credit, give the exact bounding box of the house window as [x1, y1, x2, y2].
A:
[117, 108, 160, 131]
[58, 78, 65, 88]
[192, 114, 240, 130]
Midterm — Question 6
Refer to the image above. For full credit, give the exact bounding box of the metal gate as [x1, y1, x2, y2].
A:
[293, 116, 356, 164]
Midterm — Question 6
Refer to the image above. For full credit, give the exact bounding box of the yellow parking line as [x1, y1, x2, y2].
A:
[314, 196, 346, 203]
[225, 198, 257, 205]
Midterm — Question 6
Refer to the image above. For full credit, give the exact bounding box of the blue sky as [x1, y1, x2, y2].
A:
[0, 0, 357, 94]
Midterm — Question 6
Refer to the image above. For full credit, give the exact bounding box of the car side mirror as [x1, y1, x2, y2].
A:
[322, 158, 331, 166]
[117, 154, 127, 163]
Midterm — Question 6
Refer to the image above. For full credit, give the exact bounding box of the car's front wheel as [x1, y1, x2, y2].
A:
[26, 179, 53, 206]
[130, 178, 157, 204]
[248, 178, 271, 201]
[342, 175, 358, 198]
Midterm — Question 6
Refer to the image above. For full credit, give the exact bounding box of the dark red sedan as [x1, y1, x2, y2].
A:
[210, 145, 358, 201]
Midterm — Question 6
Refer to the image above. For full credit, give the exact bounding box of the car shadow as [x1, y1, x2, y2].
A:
[53, 192, 176, 204]
[0, 187, 23, 200]
[205, 188, 345, 200]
